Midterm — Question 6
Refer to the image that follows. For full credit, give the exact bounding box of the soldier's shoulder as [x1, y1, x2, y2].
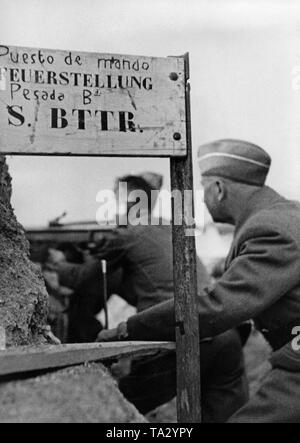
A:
[243, 201, 300, 246]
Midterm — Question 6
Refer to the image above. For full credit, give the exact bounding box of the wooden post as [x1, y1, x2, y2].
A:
[170, 53, 202, 423]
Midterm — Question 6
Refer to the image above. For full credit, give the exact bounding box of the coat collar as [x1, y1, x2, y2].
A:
[234, 186, 284, 234]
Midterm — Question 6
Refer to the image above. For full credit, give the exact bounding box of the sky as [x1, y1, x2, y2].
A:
[1, 0, 300, 227]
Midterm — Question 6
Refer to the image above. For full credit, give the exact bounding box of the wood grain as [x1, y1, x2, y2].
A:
[170, 53, 202, 423]
[0, 45, 186, 157]
[0, 341, 175, 377]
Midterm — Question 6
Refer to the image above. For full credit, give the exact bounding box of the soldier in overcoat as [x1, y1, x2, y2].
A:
[99, 139, 300, 423]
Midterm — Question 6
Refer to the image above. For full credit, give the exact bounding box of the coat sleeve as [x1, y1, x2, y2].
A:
[56, 229, 133, 290]
[127, 223, 300, 341]
[93, 228, 134, 269]
[56, 260, 100, 290]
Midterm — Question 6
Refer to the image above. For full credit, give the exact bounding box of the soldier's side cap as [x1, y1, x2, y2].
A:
[139, 172, 163, 191]
[198, 139, 271, 186]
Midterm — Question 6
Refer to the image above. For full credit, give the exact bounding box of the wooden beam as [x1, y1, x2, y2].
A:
[170, 53, 202, 423]
[0, 341, 175, 378]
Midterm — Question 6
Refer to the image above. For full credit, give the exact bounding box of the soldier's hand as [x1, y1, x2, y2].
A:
[48, 248, 66, 265]
[43, 270, 60, 291]
[96, 328, 119, 342]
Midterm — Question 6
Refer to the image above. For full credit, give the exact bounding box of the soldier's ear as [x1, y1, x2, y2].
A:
[215, 179, 227, 202]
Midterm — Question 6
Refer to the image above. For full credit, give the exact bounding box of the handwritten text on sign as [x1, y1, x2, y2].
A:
[0, 45, 187, 156]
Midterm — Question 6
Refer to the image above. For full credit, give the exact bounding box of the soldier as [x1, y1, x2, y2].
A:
[95, 174, 248, 422]
[50, 171, 248, 422]
[49, 173, 210, 335]
[98, 139, 300, 423]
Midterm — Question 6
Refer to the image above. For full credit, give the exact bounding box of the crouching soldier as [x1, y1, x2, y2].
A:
[99, 140, 300, 423]
[50, 171, 249, 422]
[97, 173, 249, 422]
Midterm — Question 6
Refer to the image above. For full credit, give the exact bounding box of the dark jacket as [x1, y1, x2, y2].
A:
[57, 222, 209, 313]
[127, 186, 300, 351]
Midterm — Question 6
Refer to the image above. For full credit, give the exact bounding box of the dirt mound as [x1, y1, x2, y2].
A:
[0, 363, 147, 423]
[0, 156, 48, 347]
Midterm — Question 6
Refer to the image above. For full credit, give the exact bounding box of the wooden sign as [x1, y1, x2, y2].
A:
[0, 45, 187, 157]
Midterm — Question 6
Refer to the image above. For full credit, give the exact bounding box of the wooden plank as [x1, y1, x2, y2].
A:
[170, 53, 202, 423]
[0, 341, 175, 377]
[0, 45, 186, 157]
